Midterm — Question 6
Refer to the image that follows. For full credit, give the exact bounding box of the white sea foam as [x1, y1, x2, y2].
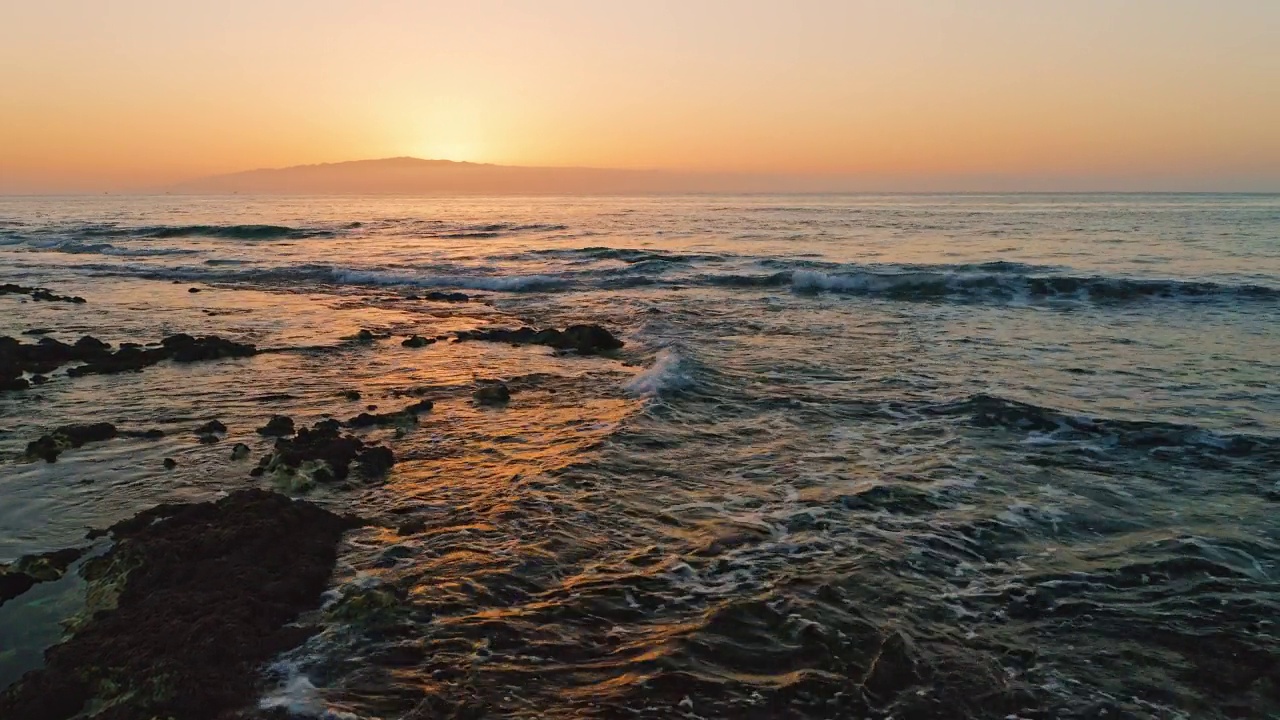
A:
[625, 349, 693, 396]
[259, 662, 358, 719]
[331, 268, 564, 291]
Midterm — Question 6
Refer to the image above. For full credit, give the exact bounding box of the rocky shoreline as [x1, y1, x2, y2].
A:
[0, 312, 629, 717]
[0, 489, 362, 720]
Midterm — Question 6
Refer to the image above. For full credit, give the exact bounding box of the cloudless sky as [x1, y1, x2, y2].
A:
[2, 0, 1278, 192]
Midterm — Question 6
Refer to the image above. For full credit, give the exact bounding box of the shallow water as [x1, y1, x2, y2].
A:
[1, 194, 1277, 718]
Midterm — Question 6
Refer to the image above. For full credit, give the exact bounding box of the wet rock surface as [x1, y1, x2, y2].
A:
[345, 399, 434, 428]
[473, 380, 511, 405]
[0, 489, 360, 720]
[454, 323, 624, 355]
[0, 333, 256, 386]
[400, 334, 436, 348]
[256, 419, 397, 487]
[0, 548, 87, 607]
[0, 283, 86, 304]
[25, 423, 119, 463]
[257, 414, 296, 437]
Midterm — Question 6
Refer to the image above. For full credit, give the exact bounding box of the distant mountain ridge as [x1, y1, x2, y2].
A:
[167, 157, 861, 195]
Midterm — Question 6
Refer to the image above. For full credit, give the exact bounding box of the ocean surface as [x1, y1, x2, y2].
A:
[1, 194, 1277, 718]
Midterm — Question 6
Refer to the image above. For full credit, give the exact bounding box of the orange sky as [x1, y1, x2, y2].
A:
[2, 1, 1279, 193]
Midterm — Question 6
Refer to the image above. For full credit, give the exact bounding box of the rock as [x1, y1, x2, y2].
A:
[0, 490, 359, 720]
[396, 518, 428, 536]
[0, 547, 87, 607]
[25, 423, 119, 463]
[194, 419, 227, 435]
[401, 334, 435, 348]
[1, 283, 85, 304]
[341, 389, 362, 401]
[138, 429, 165, 440]
[345, 400, 430, 428]
[355, 329, 376, 343]
[160, 334, 256, 363]
[423, 291, 470, 302]
[29, 374, 48, 385]
[455, 323, 624, 355]
[197, 433, 221, 445]
[163, 458, 177, 470]
[22, 328, 52, 335]
[366, 404, 378, 411]
[231, 443, 251, 460]
[257, 420, 394, 486]
[187, 287, 201, 293]
[0, 377, 30, 392]
[474, 381, 511, 405]
[73, 335, 110, 353]
[256, 415, 295, 437]
[357, 446, 396, 477]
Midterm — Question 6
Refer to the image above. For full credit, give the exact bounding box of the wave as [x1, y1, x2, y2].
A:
[931, 394, 1277, 456]
[704, 269, 1280, 303]
[76, 224, 335, 240]
[45, 242, 199, 257]
[330, 269, 565, 292]
[625, 349, 696, 397]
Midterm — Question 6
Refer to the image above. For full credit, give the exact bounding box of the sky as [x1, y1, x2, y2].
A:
[2, 0, 1279, 193]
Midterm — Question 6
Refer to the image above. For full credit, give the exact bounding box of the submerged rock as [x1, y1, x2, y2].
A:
[160, 333, 256, 363]
[401, 334, 436, 348]
[423, 291, 471, 302]
[473, 381, 511, 405]
[0, 547, 87, 607]
[345, 399, 433, 428]
[0, 283, 86, 304]
[25, 423, 119, 463]
[162, 457, 177, 470]
[0, 489, 359, 720]
[257, 420, 395, 489]
[231, 442, 251, 460]
[455, 323, 624, 355]
[257, 415, 296, 437]
[194, 419, 227, 435]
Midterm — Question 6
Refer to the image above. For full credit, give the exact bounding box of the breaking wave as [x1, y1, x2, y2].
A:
[73, 224, 337, 240]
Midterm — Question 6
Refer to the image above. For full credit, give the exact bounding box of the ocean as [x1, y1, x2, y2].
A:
[1, 193, 1277, 718]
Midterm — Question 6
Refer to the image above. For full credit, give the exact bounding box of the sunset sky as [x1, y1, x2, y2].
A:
[2, 1, 1278, 193]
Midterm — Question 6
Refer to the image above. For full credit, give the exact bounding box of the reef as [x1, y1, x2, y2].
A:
[454, 324, 624, 355]
[0, 489, 360, 720]
[0, 283, 86, 304]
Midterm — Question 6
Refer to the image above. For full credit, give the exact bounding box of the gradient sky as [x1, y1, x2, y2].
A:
[2, 0, 1279, 192]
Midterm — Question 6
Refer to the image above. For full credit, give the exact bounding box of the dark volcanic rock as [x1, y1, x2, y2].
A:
[341, 389, 362, 401]
[345, 400, 433, 428]
[455, 323, 624, 355]
[0, 547, 87, 607]
[257, 415, 296, 437]
[194, 419, 227, 435]
[187, 287, 201, 293]
[401, 334, 436, 348]
[231, 442, 251, 460]
[160, 333, 256, 363]
[473, 381, 511, 405]
[22, 328, 52, 336]
[0, 283, 86, 304]
[163, 457, 177, 470]
[0, 377, 30, 392]
[258, 420, 395, 486]
[357, 446, 396, 477]
[25, 423, 119, 463]
[0, 489, 358, 720]
[423, 291, 470, 302]
[29, 374, 48, 385]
